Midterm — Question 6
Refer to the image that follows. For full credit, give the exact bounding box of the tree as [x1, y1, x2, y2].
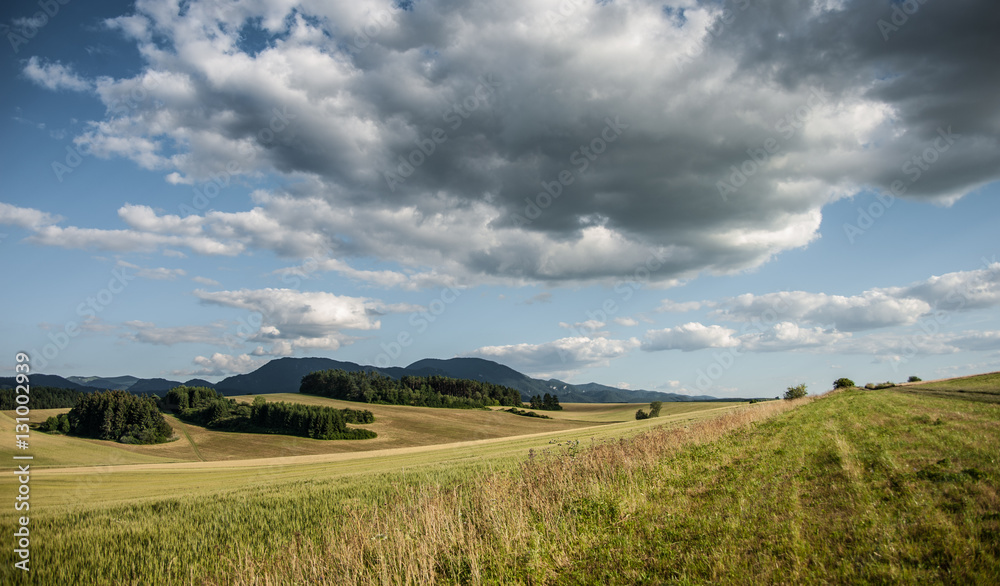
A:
[784, 384, 808, 400]
[908, 375, 922, 382]
[649, 401, 663, 417]
[833, 378, 855, 389]
[635, 409, 649, 420]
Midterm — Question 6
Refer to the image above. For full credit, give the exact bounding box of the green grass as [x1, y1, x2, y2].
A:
[900, 371, 1000, 403]
[1, 387, 997, 584]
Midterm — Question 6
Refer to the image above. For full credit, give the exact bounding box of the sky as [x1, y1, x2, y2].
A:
[1, 0, 998, 399]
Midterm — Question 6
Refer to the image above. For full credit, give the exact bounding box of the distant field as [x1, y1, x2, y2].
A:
[898, 371, 1000, 403]
[0, 396, 732, 469]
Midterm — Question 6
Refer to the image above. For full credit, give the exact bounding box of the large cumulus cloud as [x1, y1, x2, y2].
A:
[19, 0, 1000, 285]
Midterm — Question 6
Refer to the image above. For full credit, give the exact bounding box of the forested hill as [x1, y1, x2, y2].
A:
[300, 369, 523, 409]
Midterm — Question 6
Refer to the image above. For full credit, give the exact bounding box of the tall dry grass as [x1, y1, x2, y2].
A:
[219, 397, 811, 585]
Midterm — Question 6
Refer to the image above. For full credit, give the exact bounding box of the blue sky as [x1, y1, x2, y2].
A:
[1, 0, 998, 398]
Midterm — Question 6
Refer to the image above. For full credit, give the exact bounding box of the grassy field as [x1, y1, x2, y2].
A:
[899, 371, 1000, 403]
[1, 396, 733, 468]
[1, 383, 997, 584]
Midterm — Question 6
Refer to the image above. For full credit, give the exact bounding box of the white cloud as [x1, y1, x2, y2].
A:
[613, 317, 639, 327]
[22, 57, 92, 92]
[124, 322, 226, 346]
[900, 262, 1000, 311]
[186, 353, 266, 376]
[641, 322, 741, 352]
[0, 203, 62, 229]
[192, 288, 412, 354]
[656, 299, 703, 313]
[192, 276, 221, 287]
[559, 320, 608, 337]
[740, 322, 851, 352]
[465, 336, 640, 377]
[116, 260, 186, 280]
[711, 290, 929, 332]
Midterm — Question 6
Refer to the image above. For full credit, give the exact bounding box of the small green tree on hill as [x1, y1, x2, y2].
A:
[635, 409, 649, 420]
[784, 384, 808, 400]
[908, 375, 922, 382]
[833, 378, 855, 389]
[649, 401, 663, 417]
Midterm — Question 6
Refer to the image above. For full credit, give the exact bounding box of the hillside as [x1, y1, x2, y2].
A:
[4, 376, 997, 584]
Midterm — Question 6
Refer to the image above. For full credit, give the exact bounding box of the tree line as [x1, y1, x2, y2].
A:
[165, 386, 376, 440]
[300, 369, 525, 409]
[527, 393, 562, 411]
[1, 386, 83, 410]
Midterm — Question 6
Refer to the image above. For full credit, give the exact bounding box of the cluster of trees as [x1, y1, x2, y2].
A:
[503, 407, 551, 419]
[635, 401, 663, 420]
[527, 394, 562, 411]
[164, 386, 376, 440]
[249, 398, 376, 440]
[300, 369, 523, 409]
[833, 378, 856, 389]
[39, 413, 71, 434]
[164, 386, 250, 429]
[67, 390, 173, 444]
[0, 386, 83, 410]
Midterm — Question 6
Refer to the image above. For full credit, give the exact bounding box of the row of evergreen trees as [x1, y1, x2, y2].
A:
[68, 390, 173, 444]
[300, 369, 524, 408]
[164, 386, 376, 440]
[249, 398, 376, 440]
[0, 386, 83, 410]
[527, 394, 563, 411]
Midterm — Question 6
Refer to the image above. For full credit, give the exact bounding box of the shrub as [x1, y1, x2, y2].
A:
[784, 384, 808, 400]
[649, 401, 663, 417]
[908, 375, 922, 382]
[635, 409, 649, 420]
[833, 378, 855, 389]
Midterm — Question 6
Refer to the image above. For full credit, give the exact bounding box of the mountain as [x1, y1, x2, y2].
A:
[403, 357, 557, 396]
[22, 357, 723, 403]
[66, 375, 139, 390]
[0, 374, 102, 392]
[183, 378, 217, 389]
[215, 357, 377, 395]
[215, 356, 721, 402]
[127, 378, 185, 395]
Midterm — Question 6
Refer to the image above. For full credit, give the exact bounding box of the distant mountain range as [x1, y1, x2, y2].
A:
[2, 357, 723, 403]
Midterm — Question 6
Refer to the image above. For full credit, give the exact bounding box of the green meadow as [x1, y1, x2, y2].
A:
[1, 378, 997, 584]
